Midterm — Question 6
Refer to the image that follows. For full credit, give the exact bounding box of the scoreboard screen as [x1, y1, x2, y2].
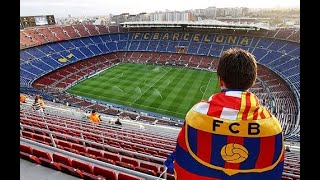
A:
[20, 15, 56, 29]
[35, 16, 48, 25]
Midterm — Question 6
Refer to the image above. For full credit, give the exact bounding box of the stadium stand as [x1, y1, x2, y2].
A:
[21, 24, 300, 179]
[20, 97, 299, 179]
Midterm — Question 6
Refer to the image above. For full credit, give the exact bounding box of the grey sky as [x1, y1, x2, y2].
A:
[20, 0, 300, 18]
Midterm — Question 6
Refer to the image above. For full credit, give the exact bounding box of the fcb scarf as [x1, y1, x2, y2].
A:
[173, 90, 284, 179]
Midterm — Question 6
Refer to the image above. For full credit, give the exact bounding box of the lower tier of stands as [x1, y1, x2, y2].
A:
[20, 101, 300, 180]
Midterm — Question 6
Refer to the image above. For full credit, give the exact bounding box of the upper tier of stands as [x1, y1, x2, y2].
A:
[20, 26, 299, 50]
[20, 29, 300, 94]
[20, 25, 122, 49]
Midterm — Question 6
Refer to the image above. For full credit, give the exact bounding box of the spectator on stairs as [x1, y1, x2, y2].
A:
[39, 95, 45, 110]
[89, 110, 101, 126]
[32, 96, 43, 115]
[20, 93, 26, 103]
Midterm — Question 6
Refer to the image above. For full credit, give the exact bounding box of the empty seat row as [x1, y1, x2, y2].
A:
[20, 144, 142, 180]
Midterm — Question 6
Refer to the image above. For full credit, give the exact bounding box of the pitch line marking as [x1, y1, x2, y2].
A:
[200, 85, 206, 94]
[130, 68, 172, 105]
[132, 103, 185, 116]
[144, 78, 171, 87]
[201, 75, 215, 100]
[99, 72, 123, 86]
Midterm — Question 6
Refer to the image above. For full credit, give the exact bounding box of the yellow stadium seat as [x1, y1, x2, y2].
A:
[58, 58, 68, 63]
[67, 53, 74, 59]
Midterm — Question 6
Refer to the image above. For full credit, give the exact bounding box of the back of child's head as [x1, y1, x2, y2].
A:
[217, 48, 257, 90]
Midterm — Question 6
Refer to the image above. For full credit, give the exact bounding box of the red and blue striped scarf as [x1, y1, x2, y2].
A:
[173, 90, 284, 180]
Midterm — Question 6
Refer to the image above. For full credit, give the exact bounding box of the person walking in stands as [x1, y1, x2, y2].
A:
[39, 95, 45, 110]
[89, 110, 100, 126]
[20, 93, 26, 103]
[32, 96, 43, 114]
[164, 48, 284, 180]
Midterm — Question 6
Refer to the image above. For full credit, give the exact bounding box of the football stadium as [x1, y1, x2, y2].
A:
[20, 15, 300, 179]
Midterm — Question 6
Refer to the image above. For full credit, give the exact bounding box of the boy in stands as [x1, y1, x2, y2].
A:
[165, 48, 284, 179]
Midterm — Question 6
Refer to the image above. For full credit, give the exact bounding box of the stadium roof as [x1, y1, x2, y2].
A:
[121, 20, 271, 30]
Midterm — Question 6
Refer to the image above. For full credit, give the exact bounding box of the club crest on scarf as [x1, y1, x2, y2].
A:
[220, 143, 249, 164]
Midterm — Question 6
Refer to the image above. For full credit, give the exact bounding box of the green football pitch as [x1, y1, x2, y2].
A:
[67, 63, 220, 119]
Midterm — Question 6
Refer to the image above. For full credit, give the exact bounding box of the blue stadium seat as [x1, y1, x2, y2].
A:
[117, 41, 127, 51]
[157, 41, 169, 52]
[20, 50, 36, 61]
[80, 37, 94, 45]
[97, 43, 110, 53]
[137, 41, 148, 51]
[100, 34, 112, 42]
[105, 42, 117, 52]
[31, 59, 53, 72]
[48, 43, 66, 52]
[59, 41, 75, 50]
[41, 56, 62, 69]
[25, 48, 46, 58]
[88, 45, 102, 55]
[268, 40, 287, 51]
[119, 33, 129, 41]
[70, 39, 86, 47]
[36, 45, 56, 55]
[21, 63, 44, 76]
[256, 38, 273, 48]
[147, 41, 158, 51]
[198, 43, 211, 55]
[79, 47, 94, 57]
[166, 41, 179, 53]
[90, 36, 103, 44]
[252, 48, 268, 60]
